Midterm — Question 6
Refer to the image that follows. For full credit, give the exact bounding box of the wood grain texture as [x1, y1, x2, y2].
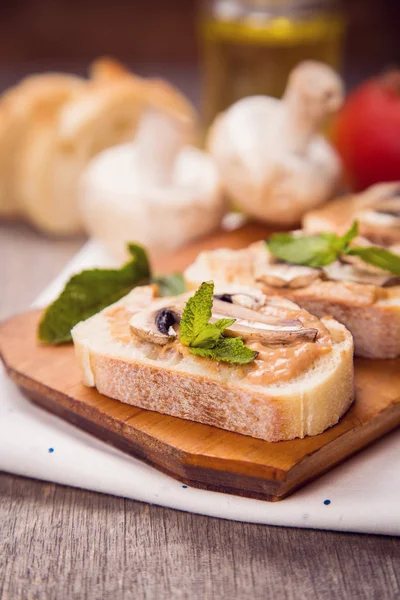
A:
[1, 223, 400, 600]
[1, 308, 400, 502]
[0, 473, 399, 600]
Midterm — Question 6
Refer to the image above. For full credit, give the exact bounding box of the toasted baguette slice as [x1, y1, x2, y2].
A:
[184, 242, 400, 359]
[72, 285, 354, 442]
[303, 182, 400, 246]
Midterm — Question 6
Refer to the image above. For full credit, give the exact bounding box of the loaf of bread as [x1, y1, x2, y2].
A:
[0, 58, 197, 235]
[72, 284, 354, 442]
[0, 73, 84, 219]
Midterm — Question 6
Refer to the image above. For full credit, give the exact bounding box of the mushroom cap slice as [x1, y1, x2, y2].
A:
[211, 299, 318, 345]
[323, 261, 400, 287]
[374, 196, 400, 218]
[213, 285, 267, 310]
[129, 299, 184, 345]
[255, 264, 323, 288]
[356, 190, 400, 229]
[130, 289, 320, 348]
[220, 320, 318, 345]
[357, 206, 400, 230]
[130, 308, 178, 345]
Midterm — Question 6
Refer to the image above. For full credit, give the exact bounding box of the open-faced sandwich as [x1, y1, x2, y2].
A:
[185, 222, 400, 359]
[71, 281, 354, 442]
[303, 182, 400, 247]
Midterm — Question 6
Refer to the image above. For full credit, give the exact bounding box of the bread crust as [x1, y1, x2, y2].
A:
[72, 287, 354, 442]
[257, 285, 400, 359]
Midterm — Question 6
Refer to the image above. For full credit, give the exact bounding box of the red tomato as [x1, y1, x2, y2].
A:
[333, 72, 400, 191]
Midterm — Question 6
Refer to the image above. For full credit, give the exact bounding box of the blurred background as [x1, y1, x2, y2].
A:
[1, 0, 400, 262]
[0, 0, 399, 108]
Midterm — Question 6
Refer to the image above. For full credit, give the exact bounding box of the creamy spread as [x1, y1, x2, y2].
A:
[245, 339, 331, 386]
[105, 305, 135, 345]
[105, 294, 332, 386]
[243, 308, 331, 385]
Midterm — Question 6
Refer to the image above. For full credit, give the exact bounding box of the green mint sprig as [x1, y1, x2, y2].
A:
[267, 221, 400, 274]
[346, 246, 400, 275]
[153, 273, 186, 297]
[267, 222, 358, 267]
[179, 281, 258, 364]
[38, 244, 186, 344]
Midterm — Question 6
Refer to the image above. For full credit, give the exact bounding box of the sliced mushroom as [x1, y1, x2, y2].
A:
[323, 261, 400, 287]
[357, 182, 400, 209]
[130, 304, 182, 345]
[375, 196, 400, 218]
[255, 264, 323, 289]
[130, 290, 319, 347]
[357, 196, 400, 230]
[262, 296, 301, 310]
[211, 299, 318, 345]
[213, 286, 266, 310]
[358, 209, 400, 228]
[382, 277, 400, 288]
[219, 320, 318, 345]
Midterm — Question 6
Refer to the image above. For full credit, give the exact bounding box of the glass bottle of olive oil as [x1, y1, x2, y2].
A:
[199, 0, 346, 125]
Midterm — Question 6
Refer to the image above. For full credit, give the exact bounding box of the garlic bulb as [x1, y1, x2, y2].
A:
[208, 61, 344, 227]
[80, 107, 226, 260]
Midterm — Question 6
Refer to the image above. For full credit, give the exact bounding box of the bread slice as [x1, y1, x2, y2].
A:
[0, 73, 83, 218]
[71, 285, 354, 442]
[303, 182, 400, 246]
[184, 242, 400, 359]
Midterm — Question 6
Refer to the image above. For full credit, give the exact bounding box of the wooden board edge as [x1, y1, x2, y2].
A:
[3, 362, 286, 501]
[281, 402, 400, 495]
[21, 386, 285, 502]
[6, 362, 400, 502]
[2, 309, 400, 502]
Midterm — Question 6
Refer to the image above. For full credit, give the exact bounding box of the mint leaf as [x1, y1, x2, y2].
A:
[346, 246, 400, 275]
[267, 232, 339, 267]
[191, 324, 222, 348]
[190, 337, 258, 364]
[267, 222, 359, 268]
[191, 319, 236, 348]
[180, 281, 214, 346]
[267, 220, 400, 276]
[153, 273, 186, 297]
[180, 282, 257, 364]
[127, 243, 151, 276]
[336, 221, 359, 251]
[38, 244, 151, 344]
[213, 318, 236, 331]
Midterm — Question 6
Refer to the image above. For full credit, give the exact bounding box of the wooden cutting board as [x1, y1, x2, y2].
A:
[1, 223, 400, 501]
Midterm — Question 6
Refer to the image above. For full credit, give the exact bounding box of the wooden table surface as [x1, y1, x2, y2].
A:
[1, 222, 400, 600]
